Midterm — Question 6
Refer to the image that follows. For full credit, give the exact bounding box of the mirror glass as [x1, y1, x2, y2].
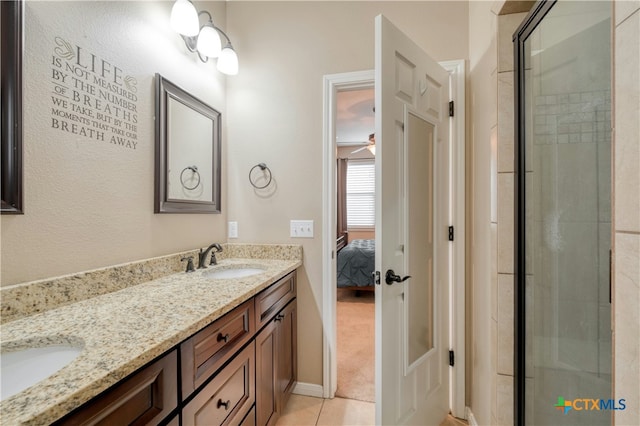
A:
[155, 74, 221, 213]
[406, 110, 435, 371]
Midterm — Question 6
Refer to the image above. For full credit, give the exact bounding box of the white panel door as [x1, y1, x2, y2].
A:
[374, 15, 450, 426]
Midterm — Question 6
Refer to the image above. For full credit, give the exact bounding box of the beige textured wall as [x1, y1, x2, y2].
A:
[613, 1, 640, 425]
[467, 1, 497, 424]
[225, 1, 468, 387]
[0, 1, 229, 286]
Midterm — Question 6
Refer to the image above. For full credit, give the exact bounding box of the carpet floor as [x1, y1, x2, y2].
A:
[335, 288, 375, 402]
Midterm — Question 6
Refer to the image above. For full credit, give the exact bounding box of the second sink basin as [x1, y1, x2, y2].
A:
[203, 267, 266, 279]
[1, 341, 84, 401]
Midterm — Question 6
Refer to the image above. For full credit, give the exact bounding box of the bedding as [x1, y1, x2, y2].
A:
[337, 239, 375, 288]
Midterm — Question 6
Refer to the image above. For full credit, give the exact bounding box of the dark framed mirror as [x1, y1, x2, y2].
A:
[1, 0, 24, 214]
[155, 74, 221, 213]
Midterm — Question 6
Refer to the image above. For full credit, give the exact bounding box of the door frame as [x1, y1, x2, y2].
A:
[321, 69, 375, 400]
[321, 59, 466, 417]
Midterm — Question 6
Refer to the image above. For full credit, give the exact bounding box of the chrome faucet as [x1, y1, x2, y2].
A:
[198, 243, 223, 268]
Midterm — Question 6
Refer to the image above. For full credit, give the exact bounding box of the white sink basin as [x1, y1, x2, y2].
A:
[1, 343, 83, 401]
[204, 267, 266, 279]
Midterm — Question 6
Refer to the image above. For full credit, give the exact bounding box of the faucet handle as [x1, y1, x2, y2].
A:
[210, 252, 218, 265]
[181, 256, 195, 273]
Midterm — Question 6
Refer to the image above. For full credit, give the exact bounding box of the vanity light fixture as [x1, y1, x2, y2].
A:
[170, 0, 239, 75]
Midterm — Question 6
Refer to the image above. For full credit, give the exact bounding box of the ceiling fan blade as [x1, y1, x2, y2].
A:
[350, 146, 368, 154]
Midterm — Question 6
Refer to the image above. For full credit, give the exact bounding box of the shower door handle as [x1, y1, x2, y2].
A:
[385, 269, 411, 285]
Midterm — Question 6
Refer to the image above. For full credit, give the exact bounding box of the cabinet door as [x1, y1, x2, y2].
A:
[255, 320, 278, 426]
[276, 300, 297, 411]
[239, 405, 256, 426]
[255, 300, 298, 426]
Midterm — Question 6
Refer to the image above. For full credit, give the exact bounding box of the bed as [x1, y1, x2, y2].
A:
[337, 239, 375, 290]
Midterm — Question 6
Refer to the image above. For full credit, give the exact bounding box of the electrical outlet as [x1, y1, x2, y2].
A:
[290, 220, 314, 238]
[228, 221, 238, 238]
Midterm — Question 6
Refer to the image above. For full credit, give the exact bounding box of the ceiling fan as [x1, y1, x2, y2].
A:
[350, 133, 376, 155]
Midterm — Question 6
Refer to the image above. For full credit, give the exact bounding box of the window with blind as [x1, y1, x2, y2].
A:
[346, 160, 375, 228]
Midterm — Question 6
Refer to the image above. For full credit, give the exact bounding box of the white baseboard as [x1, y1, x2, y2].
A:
[465, 407, 478, 426]
[292, 382, 324, 398]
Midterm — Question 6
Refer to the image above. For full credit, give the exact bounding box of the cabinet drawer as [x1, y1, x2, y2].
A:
[57, 350, 178, 426]
[255, 272, 296, 329]
[182, 342, 255, 426]
[181, 299, 255, 398]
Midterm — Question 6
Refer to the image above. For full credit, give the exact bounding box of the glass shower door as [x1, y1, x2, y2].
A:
[517, 1, 612, 424]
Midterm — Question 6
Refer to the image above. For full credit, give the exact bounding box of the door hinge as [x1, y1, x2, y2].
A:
[449, 350, 455, 367]
[448, 226, 454, 241]
[449, 100, 454, 117]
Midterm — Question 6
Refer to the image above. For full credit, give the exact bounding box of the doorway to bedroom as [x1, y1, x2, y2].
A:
[334, 85, 376, 403]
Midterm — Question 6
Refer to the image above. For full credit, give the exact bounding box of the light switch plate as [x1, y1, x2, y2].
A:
[290, 220, 314, 238]
[228, 221, 238, 238]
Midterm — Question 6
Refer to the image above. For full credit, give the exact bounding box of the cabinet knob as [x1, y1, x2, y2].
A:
[217, 399, 231, 410]
[274, 313, 285, 322]
[217, 333, 230, 343]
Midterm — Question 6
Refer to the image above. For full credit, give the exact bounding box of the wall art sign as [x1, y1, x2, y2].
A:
[50, 36, 139, 149]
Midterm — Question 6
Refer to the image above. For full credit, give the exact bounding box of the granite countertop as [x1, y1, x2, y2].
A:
[0, 256, 301, 425]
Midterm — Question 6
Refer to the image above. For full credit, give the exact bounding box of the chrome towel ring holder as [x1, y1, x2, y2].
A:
[180, 166, 201, 190]
[249, 163, 272, 189]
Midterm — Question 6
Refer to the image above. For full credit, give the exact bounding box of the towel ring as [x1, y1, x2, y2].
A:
[249, 163, 272, 189]
[180, 166, 201, 190]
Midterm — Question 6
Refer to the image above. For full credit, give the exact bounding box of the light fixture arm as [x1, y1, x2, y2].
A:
[198, 10, 213, 21]
[214, 27, 233, 46]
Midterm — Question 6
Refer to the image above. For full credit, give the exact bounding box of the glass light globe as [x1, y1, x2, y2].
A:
[170, 0, 199, 37]
[196, 24, 222, 58]
[217, 45, 239, 75]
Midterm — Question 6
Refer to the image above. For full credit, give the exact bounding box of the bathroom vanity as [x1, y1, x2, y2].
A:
[0, 244, 301, 426]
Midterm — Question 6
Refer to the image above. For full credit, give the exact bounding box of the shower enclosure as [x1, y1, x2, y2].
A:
[514, 1, 612, 424]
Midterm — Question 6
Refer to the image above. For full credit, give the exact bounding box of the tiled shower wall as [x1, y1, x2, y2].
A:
[533, 90, 611, 146]
[532, 88, 612, 372]
[528, 87, 612, 425]
[494, 11, 527, 426]
[487, 2, 639, 426]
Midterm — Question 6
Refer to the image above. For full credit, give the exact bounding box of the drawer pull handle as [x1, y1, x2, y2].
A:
[217, 399, 231, 410]
[217, 333, 230, 343]
[274, 313, 285, 322]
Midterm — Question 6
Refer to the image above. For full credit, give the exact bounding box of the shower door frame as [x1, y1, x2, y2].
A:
[513, 1, 557, 425]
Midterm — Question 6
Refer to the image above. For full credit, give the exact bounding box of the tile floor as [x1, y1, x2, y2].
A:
[276, 394, 468, 426]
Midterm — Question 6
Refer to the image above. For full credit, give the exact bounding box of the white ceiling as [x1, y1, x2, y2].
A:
[336, 88, 374, 146]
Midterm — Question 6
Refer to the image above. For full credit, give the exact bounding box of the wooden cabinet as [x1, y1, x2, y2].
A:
[182, 342, 255, 426]
[181, 270, 297, 426]
[56, 350, 178, 426]
[57, 270, 296, 426]
[255, 299, 297, 426]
